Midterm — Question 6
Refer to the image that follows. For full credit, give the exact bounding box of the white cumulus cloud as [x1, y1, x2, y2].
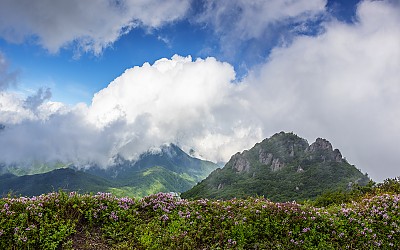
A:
[0, 55, 262, 167]
[88, 55, 262, 162]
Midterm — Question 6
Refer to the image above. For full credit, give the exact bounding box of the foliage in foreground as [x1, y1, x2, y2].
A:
[0, 178, 399, 249]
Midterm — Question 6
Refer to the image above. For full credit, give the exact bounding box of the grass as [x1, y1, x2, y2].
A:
[0, 178, 399, 249]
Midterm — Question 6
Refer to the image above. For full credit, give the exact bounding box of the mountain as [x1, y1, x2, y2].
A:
[0, 144, 219, 198]
[84, 144, 217, 183]
[0, 162, 70, 176]
[182, 132, 370, 201]
[0, 168, 112, 197]
[78, 144, 219, 197]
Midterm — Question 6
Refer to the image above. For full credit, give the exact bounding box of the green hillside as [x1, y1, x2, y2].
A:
[107, 165, 199, 198]
[182, 132, 370, 201]
[1, 162, 70, 176]
[0, 168, 112, 197]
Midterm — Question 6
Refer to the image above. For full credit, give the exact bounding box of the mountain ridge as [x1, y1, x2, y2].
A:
[82, 143, 217, 183]
[0, 144, 219, 198]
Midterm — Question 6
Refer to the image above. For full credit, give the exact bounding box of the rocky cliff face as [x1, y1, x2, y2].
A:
[182, 132, 370, 202]
[231, 153, 251, 173]
[306, 138, 343, 163]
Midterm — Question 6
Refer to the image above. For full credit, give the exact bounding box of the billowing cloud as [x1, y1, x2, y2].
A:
[0, 91, 64, 125]
[0, 92, 34, 124]
[0, 0, 190, 55]
[0, 91, 120, 165]
[88, 55, 262, 162]
[0, 52, 18, 90]
[0, 55, 262, 167]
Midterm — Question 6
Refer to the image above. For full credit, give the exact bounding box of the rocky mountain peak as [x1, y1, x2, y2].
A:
[306, 138, 343, 163]
[254, 132, 308, 172]
[307, 138, 333, 152]
[182, 132, 370, 202]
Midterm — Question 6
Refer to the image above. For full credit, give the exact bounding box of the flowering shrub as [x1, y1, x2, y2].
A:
[0, 189, 399, 249]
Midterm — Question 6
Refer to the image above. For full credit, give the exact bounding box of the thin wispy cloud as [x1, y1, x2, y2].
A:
[194, 0, 327, 63]
[0, 52, 18, 90]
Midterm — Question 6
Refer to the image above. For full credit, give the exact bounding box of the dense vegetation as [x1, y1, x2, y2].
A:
[183, 132, 370, 201]
[1, 178, 399, 249]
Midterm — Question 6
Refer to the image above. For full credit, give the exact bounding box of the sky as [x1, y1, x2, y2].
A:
[0, 0, 399, 182]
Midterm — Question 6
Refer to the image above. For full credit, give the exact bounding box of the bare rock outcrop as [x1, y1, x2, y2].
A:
[259, 149, 273, 165]
[333, 149, 343, 163]
[297, 166, 304, 173]
[306, 138, 343, 163]
[306, 138, 333, 153]
[271, 158, 285, 172]
[230, 153, 251, 173]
